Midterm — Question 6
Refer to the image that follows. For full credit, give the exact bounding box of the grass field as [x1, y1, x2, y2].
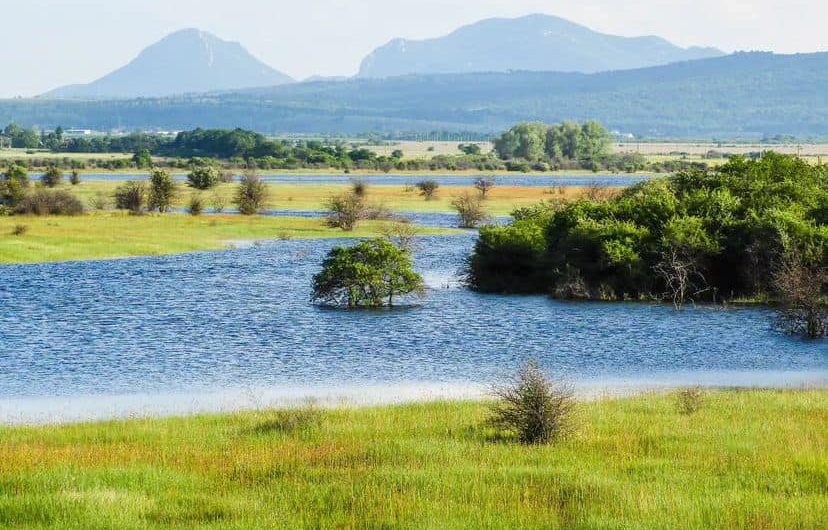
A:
[61, 181, 604, 217]
[0, 213, 455, 264]
[0, 390, 824, 529]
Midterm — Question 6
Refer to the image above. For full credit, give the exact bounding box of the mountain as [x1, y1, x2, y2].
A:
[6, 52, 827, 138]
[358, 14, 723, 78]
[44, 29, 293, 99]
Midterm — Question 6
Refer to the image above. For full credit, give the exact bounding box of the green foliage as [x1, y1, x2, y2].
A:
[40, 166, 63, 188]
[416, 179, 439, 200]
[114, 181, 146, 214]
[0, 164, 29, 207]
[494, 120, 611, 166]
[234, 171, 269, 215]
[132, 149, 153, 169]
[187, 165, 221, 190]
[469, 153, 828, 302]
[147, 168, 177, 213]
[312, 238, 425, 307]
[69, 170, 80, 185]
[325, 192, 365, 231]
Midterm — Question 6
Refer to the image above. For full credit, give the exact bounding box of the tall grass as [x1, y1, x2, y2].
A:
[0, 390, 825, 529]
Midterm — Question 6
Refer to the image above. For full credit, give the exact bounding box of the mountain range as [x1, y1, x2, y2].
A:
[358, 14, 723, 78]
[42, 15, 724, 99]
[45, 29, 293, 99]
[6, 52, 826, 138]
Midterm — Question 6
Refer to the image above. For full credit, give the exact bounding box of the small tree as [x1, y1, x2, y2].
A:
[133, 149, 153, 169]
[41, 166, 63, 188]
[187, 165, 221, 190]
[351, 178, 368, 197]
[380, 221, 421, 252]
[235, 171, 268, 215]
[416, 179, 439, 200]
[69, 170, 81, 185]
[114, 181, 146, 214]
[325, 192, 365, 231]
[312, 238, 425, 308]
[0, 164, 29, 207]
[211, 191, 227, 213]
[147, 168, 177, 213]
[489, 360, 574, 445]
[187, 193, 204, 216]
[451, 192, 488, 228]
[773, 251, 827, 338]
[474, 177, 495, 199]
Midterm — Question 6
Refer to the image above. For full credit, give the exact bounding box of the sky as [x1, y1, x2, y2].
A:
[0, 0, 824, 97]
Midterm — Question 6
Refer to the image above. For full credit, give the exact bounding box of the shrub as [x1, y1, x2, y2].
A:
[187, 165, 221, 190]
[14, 189, 84, 215]
[147, 168, 177, 213]
[187, 193, 204, 216]
[1, 165, 30, 207]
[211, 191, 227, 213]
[234, 171, 268, 215]
[89, 191, 109, 210]
[416, 179, 439, 200]
[69, 170, 81, 186]
[11, 224, 27, 236]
[474, 177, 496, 198]
[114, 181, 146, 214]
[451, 192, 488, 228]
[676, 387, 704, 415]
[325, 192, 365, 231]
[772, 251, 828, 338]
[312, 238, 425, 307]
[351, 178, 368, 197]
[41, 166, 63, 188]
[489, 360, 574, 445]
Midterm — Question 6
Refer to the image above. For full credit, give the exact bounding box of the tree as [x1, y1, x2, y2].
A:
[474, 177, 495, 199]
[69, 170, 81, 185]
[235, 171, 269, 215]
[494, 123, 547, 161]
[41, 166, 63, 188]
[114, 181, 146, 214]
[311, 238, 425, 307]
[458, 143, 482, 155]
[325, 191, 365, 231]
[451, 192, 488, 228]
[147, 168, 177, 212]
[133, 149, 153, 169]
[416, 179, 439, 200]
[187, 165, 220, 190]
[577, 120, 612, 164]
[0, 164, 30, 207]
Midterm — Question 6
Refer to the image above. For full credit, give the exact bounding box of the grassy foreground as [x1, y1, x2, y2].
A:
[0, 390, 825, 529]
[0, 213, 454, 264]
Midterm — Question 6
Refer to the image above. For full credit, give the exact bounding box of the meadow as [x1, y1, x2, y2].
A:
[0, 213, 455, 264]
[0, 390, 824, 529]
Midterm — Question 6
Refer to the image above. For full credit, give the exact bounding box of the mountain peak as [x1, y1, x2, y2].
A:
[358, 14, 724, 78]
[44, 29, 293, 99]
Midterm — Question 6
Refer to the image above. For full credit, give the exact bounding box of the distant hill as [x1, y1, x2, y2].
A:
[5, 52, 827, 138]
[358, 14, 723, 78]
[44, 29, 293, 99]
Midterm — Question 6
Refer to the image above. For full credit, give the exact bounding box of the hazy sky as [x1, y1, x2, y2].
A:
[1, 0, 824, 97]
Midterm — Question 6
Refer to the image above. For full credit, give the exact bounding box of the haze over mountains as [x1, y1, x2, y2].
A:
[358, 14, 723, 78]
[45, 29, 293, 99]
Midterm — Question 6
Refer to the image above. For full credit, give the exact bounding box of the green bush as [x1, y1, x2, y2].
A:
[114, 181, 146, 214]
[41, 166, 63, 188]
[235, 172, 268, 215]
[187, 165, 221, 190]
[147, 168, 177, 212]
[469, 153, 828, 304]
[14, 189, 83, 215]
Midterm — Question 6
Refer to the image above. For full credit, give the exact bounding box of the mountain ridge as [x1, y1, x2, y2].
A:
[357, 14, 724, 78]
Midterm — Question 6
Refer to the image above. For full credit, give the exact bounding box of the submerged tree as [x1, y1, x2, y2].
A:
[311, 238, 425, 308]
[451, 192, 488, 228]
[773, 251, 827, 338]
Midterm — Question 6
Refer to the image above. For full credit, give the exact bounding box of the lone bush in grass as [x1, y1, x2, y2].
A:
[69, 170, 81, 186]
[325, 191, 365, 231]
[490, 360, 574, 444]
[187, 165, 221, 190]
[474, 177, 496, 199]
[0, 164, 29, 207]
[187, 193, 204, 216]
[235, 171, 268, 215]
[416, 179, 439, 200]
[147, 168, 177, 213]
[114, 181, 146, 214]
[14, 189, 83, 216]
[312, 238, 425, 307]
[41, 166, 63, 188]
[451, 192, 488, 228]
[351, 178, 368, 197]
[676, 387, 704, 415]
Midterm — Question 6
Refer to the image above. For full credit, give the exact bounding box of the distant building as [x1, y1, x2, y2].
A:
[63, 128, 95, 138]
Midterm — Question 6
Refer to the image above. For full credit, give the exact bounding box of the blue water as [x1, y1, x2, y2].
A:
[36, 172, 650, 187]
[1, 235, 824, 412]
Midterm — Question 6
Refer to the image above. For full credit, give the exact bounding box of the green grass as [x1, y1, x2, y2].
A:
[0, 212, 456, 264]
[0, 390, 825, 529]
